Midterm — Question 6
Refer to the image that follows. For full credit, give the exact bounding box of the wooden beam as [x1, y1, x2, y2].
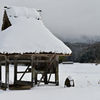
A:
[9, 85, 31, 90]
[23, 54, 52, 57]
[34, 60, 50, 63]
[0, 60, 31, 64]
[37, 80, 56, 84]
[19, 65, 30, 81]
[9, 60, 31, 63]
[0, 53, 71, 57]
[0, 59, 50, 64]
[48, 81, 56, 84]
[0, 60, 5, 64]
[36, 71, 55, 74]
[15, 80, 32, 86]
[17, 71, 31, 73]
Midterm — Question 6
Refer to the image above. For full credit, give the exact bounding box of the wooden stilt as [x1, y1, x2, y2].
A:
[5, 56, 9, 90]
[0, 62, 1, 87]
[44, 63, 48, 84]
[31, 55, 36, 87]
[33, 66, 35, 87]
[44, 73, 48, 84]
[35, 72, 37, 85]
[31, 55, 33, 87]
[55, 56, 59, 86]
[14, 62, 17, 86]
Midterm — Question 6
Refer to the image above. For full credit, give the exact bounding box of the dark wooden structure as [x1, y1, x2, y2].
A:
[0, 54, 60, 90]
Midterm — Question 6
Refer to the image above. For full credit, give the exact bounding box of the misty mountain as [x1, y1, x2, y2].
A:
[64, 42, 92, 62]
[62, 35, 100, 43]
[80, 42, 100, 63]
[65, 42, 100, 63]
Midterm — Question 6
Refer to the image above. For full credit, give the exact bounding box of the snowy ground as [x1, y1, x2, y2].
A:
[0, 63, 100, 100]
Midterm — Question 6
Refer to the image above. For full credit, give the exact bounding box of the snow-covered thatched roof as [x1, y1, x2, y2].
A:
[0, 6, 72, 55]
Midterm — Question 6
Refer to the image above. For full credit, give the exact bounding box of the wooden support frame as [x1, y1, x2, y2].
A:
[0, 53, 60, 90]
[37, 55, 58, 86]
[14, 63, 33, 88]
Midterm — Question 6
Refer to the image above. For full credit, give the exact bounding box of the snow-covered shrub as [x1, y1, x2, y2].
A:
[98, 80, 100, 84]
[64, 76, 75, 88]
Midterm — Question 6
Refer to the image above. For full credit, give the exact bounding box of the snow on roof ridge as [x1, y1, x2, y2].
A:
[5, 6, 41, 20]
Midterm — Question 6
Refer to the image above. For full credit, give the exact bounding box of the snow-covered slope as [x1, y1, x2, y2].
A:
[0, 6, 71, 54]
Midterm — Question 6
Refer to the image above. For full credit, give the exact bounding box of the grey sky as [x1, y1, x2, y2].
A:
[0, 0, 100, 42]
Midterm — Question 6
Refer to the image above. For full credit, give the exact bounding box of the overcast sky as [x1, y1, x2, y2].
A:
[0, 0, 100, 43]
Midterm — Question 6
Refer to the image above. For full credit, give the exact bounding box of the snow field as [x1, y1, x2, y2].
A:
[59, 63, 100, 88]
[0, 63, 100, 100]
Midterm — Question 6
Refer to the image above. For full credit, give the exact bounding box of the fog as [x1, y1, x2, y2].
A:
[0, 0, 100, 43]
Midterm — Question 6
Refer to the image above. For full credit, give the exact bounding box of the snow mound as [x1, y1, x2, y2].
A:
[98, 80, 100, 84]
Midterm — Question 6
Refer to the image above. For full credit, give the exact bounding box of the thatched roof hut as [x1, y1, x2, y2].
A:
[0, 6, 72, 90]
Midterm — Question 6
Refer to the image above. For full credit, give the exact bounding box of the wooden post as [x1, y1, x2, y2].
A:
[33, 65, 35, 87]
[5, 56, 9, 89]
[55, 56, 59, 86]
[35, 72, 37, 85]
[44, 73, 48, 84]
[14, 62, 17, 86]
[31, 55, 33, 87]
[44, 63, 48, 84]
[31, 55, 35, 87]
[0, 62, 1, 87]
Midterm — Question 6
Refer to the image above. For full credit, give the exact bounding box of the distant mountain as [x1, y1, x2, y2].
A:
[64, 42, 92, 62]
[62, 35, 100, 44]
[80, 42, 100, 63]
[64, 42, 100, 63]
